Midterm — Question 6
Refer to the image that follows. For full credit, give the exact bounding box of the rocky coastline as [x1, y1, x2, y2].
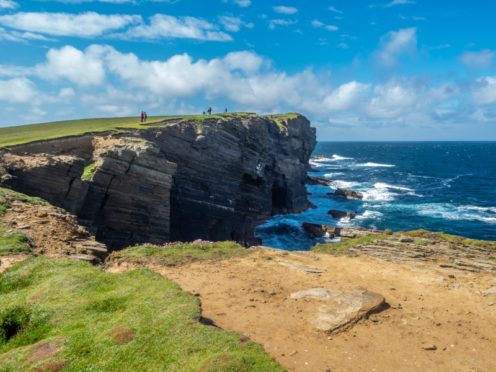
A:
[0, 114, 316, 250]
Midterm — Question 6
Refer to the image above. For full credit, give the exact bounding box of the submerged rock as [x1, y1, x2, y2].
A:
[306, 175, 333, 187]
[302, 222, 340, 238]
[328, 210, 356, 220]
[333, 188, 364, 200]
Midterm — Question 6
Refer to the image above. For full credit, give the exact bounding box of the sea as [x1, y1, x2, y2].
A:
[255, 142, 496, 250]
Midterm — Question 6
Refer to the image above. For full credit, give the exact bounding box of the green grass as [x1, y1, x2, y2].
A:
[80, 162, 97, 182]
[405, 229, 496, 248]
[0, 113, 302, 148]
[0, 116, 170, 148]
[0, 257, 283, 371]
[0, 228, 31, 256]
[312, 234, 387, 256]
[108, 241, 250, 267]
[266, 113, 299, 131]
[313, 229, 496, 256]
[0, 187, 48, 217]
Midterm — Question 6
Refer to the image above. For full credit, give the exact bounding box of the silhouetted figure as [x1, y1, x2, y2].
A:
[140, 111, 144, 123]
[144, 112, 148, 122]
[203, 111, 206, 115]
[207, 107, 212, 115]
[225, 108, 228, 113]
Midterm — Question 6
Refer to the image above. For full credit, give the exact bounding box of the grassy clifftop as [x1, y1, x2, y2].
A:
[0, 113, 301, 148]
[0, 257, 283, 371]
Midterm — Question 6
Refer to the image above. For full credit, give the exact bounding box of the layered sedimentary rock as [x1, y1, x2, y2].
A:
[0, 114, 316, 249]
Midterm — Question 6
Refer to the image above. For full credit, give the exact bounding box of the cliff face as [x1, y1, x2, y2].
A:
[0, 114, 316, 249]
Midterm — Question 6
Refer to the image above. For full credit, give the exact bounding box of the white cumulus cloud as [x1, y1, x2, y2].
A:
[376, 27, 417, 67]
[0, 12, 141, 37]
[0, 78, 37, 103]
[273, 6, 298, 15]
[119, 14, 232, 41]
[460, 50, 494, 69]
[35, 45, 106, 86]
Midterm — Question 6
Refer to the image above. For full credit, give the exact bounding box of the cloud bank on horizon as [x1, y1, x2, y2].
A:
[0, 0, 495, 140]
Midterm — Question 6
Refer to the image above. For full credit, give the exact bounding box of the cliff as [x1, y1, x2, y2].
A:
[0, 114, 316, 249]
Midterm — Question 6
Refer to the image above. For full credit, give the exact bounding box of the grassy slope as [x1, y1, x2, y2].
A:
[0, 187, 48, 216]
[108, 241, 250, 267]
[0, 113, 299, 148]
[0, 116, 170, 148]
[0, 258, 283, 371]
[0, 228, 31, 256]
[312, 229, 496, 256]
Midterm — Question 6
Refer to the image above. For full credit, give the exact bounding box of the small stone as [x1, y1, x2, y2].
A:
[289, 351, 298, 356]
[422, 344, 437, 351]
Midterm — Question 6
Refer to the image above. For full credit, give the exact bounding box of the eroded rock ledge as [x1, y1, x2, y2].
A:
[0, 114, 316, 249]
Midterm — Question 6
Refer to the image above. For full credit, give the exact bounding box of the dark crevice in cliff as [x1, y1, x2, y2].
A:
[64, 177, 76, 199]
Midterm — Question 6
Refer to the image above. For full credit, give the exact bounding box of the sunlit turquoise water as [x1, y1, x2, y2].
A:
[256, 142, 496, 250]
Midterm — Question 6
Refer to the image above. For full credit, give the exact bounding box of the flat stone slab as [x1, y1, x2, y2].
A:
[291, 288, 386, 334]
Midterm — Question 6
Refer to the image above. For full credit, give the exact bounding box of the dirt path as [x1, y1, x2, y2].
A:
[109, 248, 496, 372]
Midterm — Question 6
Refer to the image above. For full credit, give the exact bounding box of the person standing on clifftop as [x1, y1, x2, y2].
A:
[144, 112, 148, 122]
[140, 111, 144, 123]
[207, 107, 212, 115]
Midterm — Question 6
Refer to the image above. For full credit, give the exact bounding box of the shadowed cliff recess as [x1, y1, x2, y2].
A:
[0, 113, 316, 250]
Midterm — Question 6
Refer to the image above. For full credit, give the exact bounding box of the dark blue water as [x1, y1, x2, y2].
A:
[255, 142, 496, 250]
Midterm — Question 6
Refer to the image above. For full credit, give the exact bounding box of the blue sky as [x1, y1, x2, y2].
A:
[0, 0, 495, 140]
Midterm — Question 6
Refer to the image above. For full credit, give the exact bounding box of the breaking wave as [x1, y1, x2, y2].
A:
[356, 162, 395, 168]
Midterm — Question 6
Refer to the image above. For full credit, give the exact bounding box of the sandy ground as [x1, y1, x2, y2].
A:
[109, 248, 496, 372]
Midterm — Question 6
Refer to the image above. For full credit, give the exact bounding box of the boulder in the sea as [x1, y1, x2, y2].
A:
[302, 222, 340, 238]
[306, 175, 333, 187]
[328, 210, 356, 220]
[334, 188, 364, 200]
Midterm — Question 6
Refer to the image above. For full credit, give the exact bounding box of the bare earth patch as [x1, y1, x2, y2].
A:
[108, 247, 496, 372]
[0, 198, 106, 263]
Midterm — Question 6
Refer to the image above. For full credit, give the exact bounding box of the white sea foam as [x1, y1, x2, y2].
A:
[374, 182, 413, 192]
[356, 162, 395, 168]
[311, 156, 335, 163]
[362, 188, 396, 201]
[309, 161, 327, 168]
[323, 172, 344, 178]
[355, 210, 384, 220]
[331, 154, 353, 160]
[331, 180, 361, 189]
[458, 205, 496, 214]
[415, 203, 496, 224]
[311, 154, 353, 163]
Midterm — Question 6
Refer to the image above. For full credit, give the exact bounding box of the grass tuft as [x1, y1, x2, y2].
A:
[108, 241, 249, 267]
[312, 234, 387, 256]
[0, 187, 48, 217]
[81, 162, 97, 182]
[405, 229, 496, 248]
[0, 228, 31, 256]
[0, 257, 283, 371]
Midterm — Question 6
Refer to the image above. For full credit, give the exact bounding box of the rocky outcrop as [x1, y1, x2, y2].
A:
[302, 222, 341, 238]
[0, 189, 107, 263]
[333, 188, 364, 200]
[328, 210, 356, 220]
[0, 114, 316, 249]
[306, 175, 333, 187]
